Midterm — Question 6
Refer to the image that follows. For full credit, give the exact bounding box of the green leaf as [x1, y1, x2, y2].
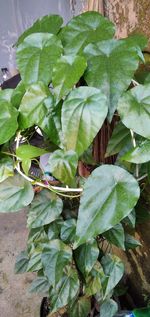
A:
[47, 219, 63, 240]
[15, 250, 29, 274]
[27, 248, 42, 272]
[118, 84, 150, 139]
[22, 159, 31, 175]
[62, 86, 108, 156]
[50, 265, 80, 313]
[74, 165, 140, 248]
[16, 33, 63, 85]
[16, 14, 63, 46]
[27, 190, 63, 228]
[100, 299, 118, 317]
[52, 55, 87, 101]
[125, 233, 141, 250]
[0, 156, 14, 182]
[60, 219, 76, 243]
[84, 39, 140, 121]
[105, 122, 131, 157]
[103, 224, 125, 250]
[0, 174, 34, 213]
[29, 276, 50, 294]
[84, 262, 104, 296]
[48, 149, 78, 186]
[74, 239, 99, 276]
[69, 296, 91, 317]
[16, 144, 47, 160]
[101, 254, 124, 298]
[0, 89, 14, 102]
[19, 82, 54, 129]
[28, 227, 48, 245]
[121, 140, 150, 163]
[0, 93, 18, 144]
[123, 209, 136, 228]
[11, 81, 26, 109]
[39, 101, 63, 147]
[41, 239, 72, 286]
[60, 11, 115, 55]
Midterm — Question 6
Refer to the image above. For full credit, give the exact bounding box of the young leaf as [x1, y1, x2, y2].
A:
[0, 156, 14, 182]
[50, 266, 80, 313]
[16, 33, 63, 85]
[27, 190, 63, 228]
[74, 239, 99, 276]
[60, 219, 76, 243]
[0, 96, 18, 144]
[48, 149, 78, 186]
[100, 299, 118, 317]
[68, 296, 91, 317]
[0, 174, 34, 213]
[105, 122, 131, 157]
[101, 254, 124, 298]
[125, 233, 141, 250]
[22, 159, 31, 176]
[84, 262, 104, 296]
[62, 86, 108, 156]
[16, 14, 63, 46]
[52, 55, 87, 101]
[103, 223, 125, 250]
[118, 84, 150, 139]
[60, 11, 115, 55]
[19, 82, 54, 129]
[15, 250, 29, 274]
[41, 239, 72, 286]
[84, 39, 140, 121]
[74, 165, 140, 248]
[16, 144, 47, 160]
[121, 140, 150, 163]
[29, 276, 50, 294]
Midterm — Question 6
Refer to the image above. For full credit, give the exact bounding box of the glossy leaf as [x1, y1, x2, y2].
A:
[16, 144, 47, 160]
[52, 55, 87, 101]
[62, 86, 108, 156]
[0, 174, 34, 213]
[101, 254, 124, 298]
[105, 122, 131, 157]
[74, 165, 140, 248]
[0, 89, 13, 102]
[0, 94, 18, 144]
[11, 81, 26, 109]
[16, 33, 63, 85]
[15, 251, 29, 274]
[41, 239, 72, 286]
[84, 39, 140, 121]
[125, 234, 141, 250]
[60, 219, 76, 243]
[29, 276, 50, 294]
[103, 224, 125, 250]
[50, 265, 80, 313]
[74, 239, 99, 276]
[16, 14, 63, 46]
[19, 82, 54, 129]
[22, 159, 31, 176]
[118, 84, 150, 139]
[84, 262, 104, 296]
[60, 11, 115, 55]
[28, 227, 49, 245]
[48, 149, 78, 186]
[0, 156, 14, 182]
[100, 299, 118, 317]
[27, 190, 63, 228]
[69, 296, 91, 317]
[121, 140, 150, 163]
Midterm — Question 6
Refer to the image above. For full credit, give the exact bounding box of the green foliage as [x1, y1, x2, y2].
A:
[0, 11, 148, 316]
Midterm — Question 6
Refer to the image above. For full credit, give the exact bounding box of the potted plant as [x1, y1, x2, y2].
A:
[0, 10, 149, 317]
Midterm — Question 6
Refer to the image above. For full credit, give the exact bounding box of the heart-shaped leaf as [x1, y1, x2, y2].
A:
[42, 240, 72, 286]
[29, 276, 50, 294]
[48, 149, 78, 186]
[74, 165, 140, 248]
[60, 11, 115, 55]
[84, 39, 140, 121]
[16, 144, 47, 160]
[0, 174, 34, 213]
[52, 55, 87, 101]
[121, 140, 150, 163]
[69, 296, 91, 317]
[16, 33, 63, 85]
[118, 84, 150, 139]
[62, 86, 108, 156]
[27, 190, 63, 228]
[74, 239, 99, 276]
[16, 14, 63, 46]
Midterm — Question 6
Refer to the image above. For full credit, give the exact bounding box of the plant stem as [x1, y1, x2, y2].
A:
[130, 129, 139, 178]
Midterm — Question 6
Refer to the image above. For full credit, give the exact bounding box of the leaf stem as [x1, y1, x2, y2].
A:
[130, 129, 139, 178]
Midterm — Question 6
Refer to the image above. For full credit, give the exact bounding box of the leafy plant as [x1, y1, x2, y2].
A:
[0, 11, 149, 317]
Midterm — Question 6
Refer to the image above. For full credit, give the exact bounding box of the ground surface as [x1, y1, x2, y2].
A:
[0, 210, 42, 317]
